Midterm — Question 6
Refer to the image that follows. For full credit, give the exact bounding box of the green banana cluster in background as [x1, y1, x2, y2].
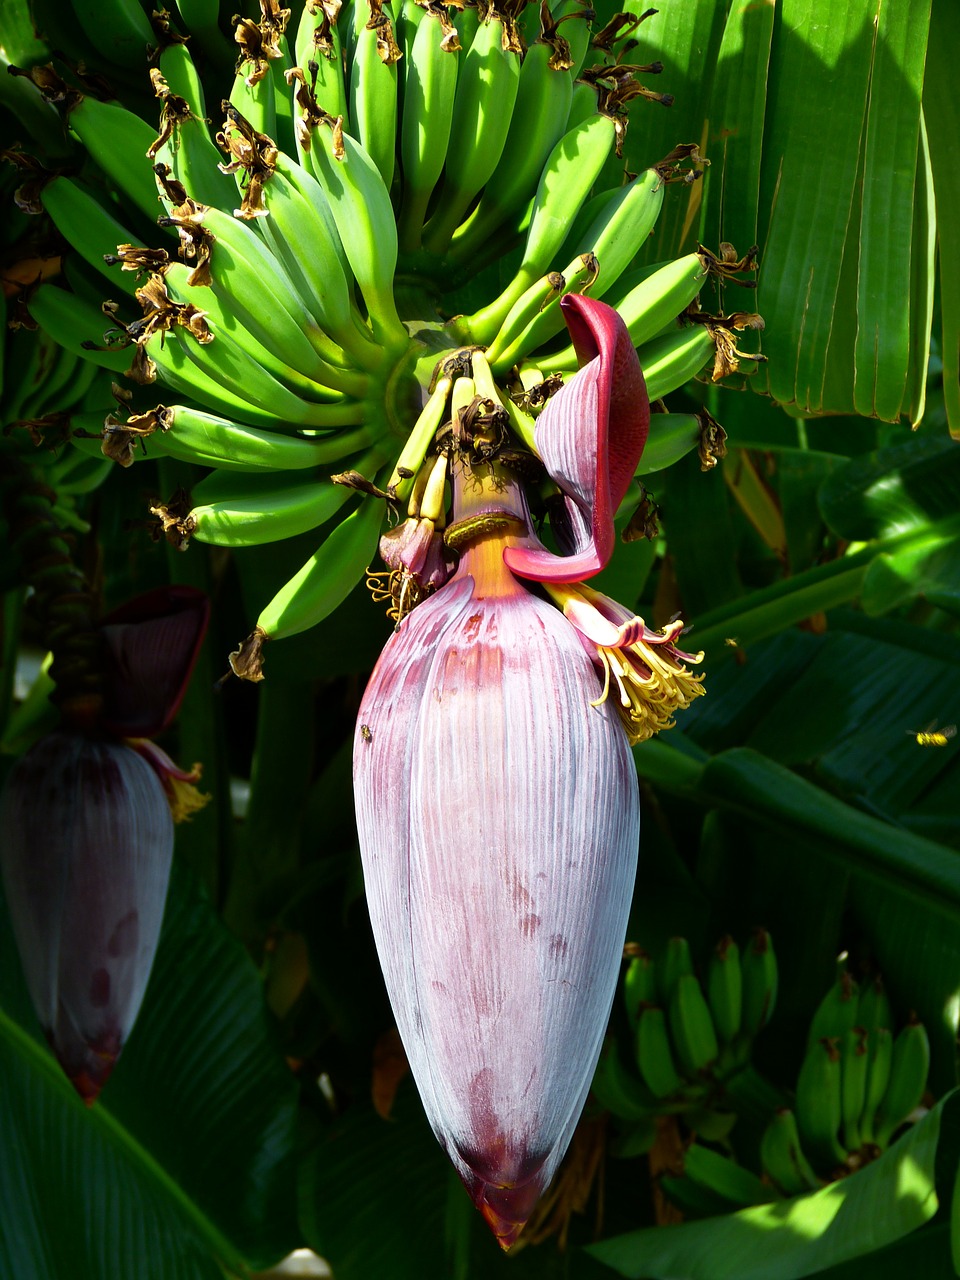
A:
[591, 935, 933, 1221]
[5, 0, 762, 674]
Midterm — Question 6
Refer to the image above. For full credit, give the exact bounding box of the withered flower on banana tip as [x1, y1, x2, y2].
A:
[354, 297, 704, 1247]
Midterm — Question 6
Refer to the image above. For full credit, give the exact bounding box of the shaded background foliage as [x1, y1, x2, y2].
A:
[1, 0, 959, 1277]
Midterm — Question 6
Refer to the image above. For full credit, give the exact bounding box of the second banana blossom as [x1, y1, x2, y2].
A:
[354, 297, 704, 1248]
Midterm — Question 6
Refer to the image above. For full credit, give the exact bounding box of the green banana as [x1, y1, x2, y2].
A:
[421, 13, 522, 254]
[636, 1005, 685, 1100]
[176, 457, 380, 546]
[40, 177, 142, 297]
[706, 935, 742, 1046]
[151, 45, 238, 211]
[739, 927, 778, 1039]
[572, 167, 665, 296]
[590, 1036, 659, 1122]
[397, 9, 459, 251]
[658, 936, 694, 1006]
[146, 321, 365, 428]
[839, 1026, 869, 1153]
[69, 0, 154, 65]
[447, 5, 588, 262]
[623, 949, 656, 1030]
[239, 494, 386, 664]
[760, 1109, 820, 1197]
[872, 1019, 930, 1149]
[66, 96, 166, 224]
[115, 404, 376, 472]
[857, 974, 894, 1037]
[486, 254, 597, 372]
[162, 261, 368, 400]
[669, 973, 720, 1079]
[347, 0, 401, 189]
[637, 324, 717, 403]
[795, 1037, 847, 1170]
[536, 254, 711, 375]
[680, 1142, 776, 1209]
[294, 0, 349, 120]
[460, 110, 617, 343]
[28, 286, 132, 375]
[859, 1025, 893, 1148]
[807, 961, 860, 1049]
[302, 118, 409, 351]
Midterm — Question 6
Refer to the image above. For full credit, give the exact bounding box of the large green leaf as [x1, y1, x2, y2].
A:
[0, 860, 300, 1278]
[586, 1092, 953, 1279]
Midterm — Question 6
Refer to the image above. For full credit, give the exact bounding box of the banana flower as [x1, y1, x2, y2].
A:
[354, 298, 703, 1247]
[0, 586, 209, 1103]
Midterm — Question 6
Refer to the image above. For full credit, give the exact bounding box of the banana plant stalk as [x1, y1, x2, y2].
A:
[353, 298, 704, 1247]
[0, 587, 209, 1103]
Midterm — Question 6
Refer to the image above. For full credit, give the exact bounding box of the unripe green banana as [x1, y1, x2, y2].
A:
[348, 1, 401, 189]
[397, 10, 459, 251]
[739, 927, 778, 1039]
[706, 935, 742, 1046]
[294, 0, 349, 120]
[680, 1143, 776, 1209]
[446, 29, 574, 262]
[152, 43, 237, 210]
[420, 14, 522, 254]
[872, 1019, 930, 1149]
[859, 1025, 893, 1148]
[485, 254, 597, 372]
[536, 253, 711, 376]
[857, 974, 894, 1037]
[70, 0, 154, 65]
[458, 110, 617, 343]
[795, 1037, 847, 1170]
[623, 949, 656, 1030]
[807, 962, 860, 1050]
[163, 262, 368, 401]
[65, 96, 165, 223]
[590, 1037, 659, 1121]
[669, 973, 720, 1078]
[28, 286, 132, 375]
[637, 324, 717, 403]
[181, 455, 381, 546]
[145, 405, 376, 472]
[658, 936, 694, 1006]
[760, 1109, 820, 1197]
[839, 1026, 869, 1153]
[253, 494, 386, 642]
[303, 121, 409, 352]
[258, 156, 380, 372]
[572, 167, 665, 296]
[40, 177, 141, 297]
[635, 1005, 685, 1099]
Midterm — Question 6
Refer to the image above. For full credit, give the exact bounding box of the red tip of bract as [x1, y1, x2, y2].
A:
[504, 296, 648, 584]
[99, 586, 210, 737]
[474, 1177, 545, 1250]
[62, 1033, 122, 1106]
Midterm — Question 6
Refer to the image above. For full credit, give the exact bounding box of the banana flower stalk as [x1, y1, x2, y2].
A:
[0, 587, 209, 1104]
[354, 298, 703, 1247]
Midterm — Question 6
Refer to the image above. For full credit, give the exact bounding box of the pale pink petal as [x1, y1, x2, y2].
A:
[505, 295, 649, 584]
[354, 575, 639, 1246]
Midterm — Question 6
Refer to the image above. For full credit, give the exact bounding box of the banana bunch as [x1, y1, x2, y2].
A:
[760, 962, 931, 1195]
[652, 955, 933, 1219]
[591, 930, 779, 1140]
[10, 0, 763, 669]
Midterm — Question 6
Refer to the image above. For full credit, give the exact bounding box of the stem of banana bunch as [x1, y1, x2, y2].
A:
[223, 675, 316, 950]
[157, 457, 235, 904]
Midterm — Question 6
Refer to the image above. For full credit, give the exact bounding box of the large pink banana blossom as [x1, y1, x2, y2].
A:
[0, 586, 209, 1103]
[355, 298, 703, 1247]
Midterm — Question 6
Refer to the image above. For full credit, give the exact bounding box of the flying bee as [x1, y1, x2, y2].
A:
[724, 637, 739, 647]
[908, 721, 956, 747]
